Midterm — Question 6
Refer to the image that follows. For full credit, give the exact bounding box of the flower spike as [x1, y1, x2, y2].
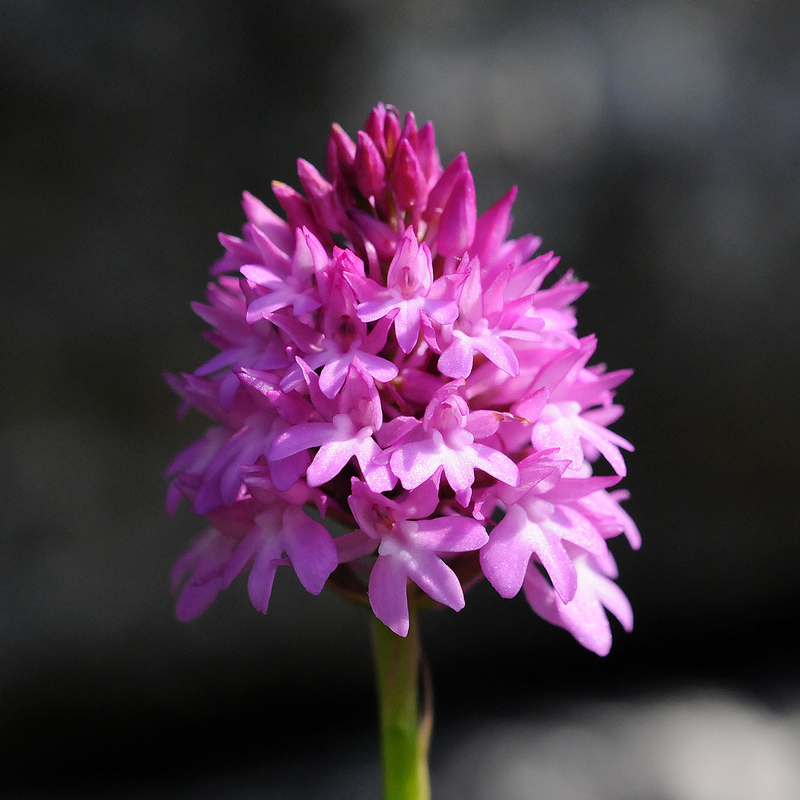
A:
[167, 103, 637, 656]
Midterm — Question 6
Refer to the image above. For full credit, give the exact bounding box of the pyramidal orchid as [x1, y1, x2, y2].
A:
[166, 104, 639, 800]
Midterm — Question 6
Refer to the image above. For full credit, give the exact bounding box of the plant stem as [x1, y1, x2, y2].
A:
[372, 613, 432, 800]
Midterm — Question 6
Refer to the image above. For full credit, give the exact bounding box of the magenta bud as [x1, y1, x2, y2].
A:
[415, 121, 441, 185]
[424, 152, 469, 222]
[392, 139, 426, 212]
[400, 111, 419, 151]
[271, 180, 319, 234]
[326, 123, 356, 184]
[241, 190, 294, 254]
[354, 130, 387, 198]
[297, 158, 340, 232]
[471, 186, 518, 262]
[437, 169, 476, 256]
[364, 104, 388, 155]
[383, 106, 402, 158]
[349, 210, 397, 260]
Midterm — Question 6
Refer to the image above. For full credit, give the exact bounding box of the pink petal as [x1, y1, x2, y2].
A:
[356, 352, 399, 384]
[391, 439, 442, 490]
[358, 441, 396, 493]
[401, 480, 440, 519]
[245, 532, 284, 613]
[440, 447, 475, 493]
[335, 530, 376, 562]
[472, 333, 519, 376]
[437, 170, 476, 256]
[394, 300, 423, 353]
[357, 296, 400, 324]
[318, 355, 352, 398]
[480, 505, 535, 598]
[307, 439, 360, 486]
[528, 519, 578, 603]
[282, 506, 337, 595]
[241, 190, 294, 253]
[406, 549, 465, 610]
[522, 556, 633, 656]
[415, 516, 488, 552]
[470, 443, 520, 487]
[471, 186, 517, 263]
[575, 416, 633, 477]
[369, 555, 411, 637]
[269, 421, 337, 462]
[424, 152, 468, 221]
[176, 576, 224, 622]
[438, 336, 475, 379]
[250, 225, 292, 273]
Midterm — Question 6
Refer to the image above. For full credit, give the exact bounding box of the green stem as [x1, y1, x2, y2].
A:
[372, 613, 432, 800]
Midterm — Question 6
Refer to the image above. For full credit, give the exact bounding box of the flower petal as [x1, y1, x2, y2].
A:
[282, 506, 337, 595]
[369, 555, 410, 637]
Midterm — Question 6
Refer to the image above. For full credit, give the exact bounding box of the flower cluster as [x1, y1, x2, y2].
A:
[167, 104, 639, 655]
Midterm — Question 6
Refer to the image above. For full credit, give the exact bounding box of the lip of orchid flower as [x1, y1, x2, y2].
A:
[348, 478, 489, 636]
[524, 548, 633, 657]
[480, 450, 622, 605]
[167, 103, 637, 655]
[269, 359, 394, 493]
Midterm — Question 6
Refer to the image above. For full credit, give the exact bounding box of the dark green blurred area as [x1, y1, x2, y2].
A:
[2, 1, 799, 796]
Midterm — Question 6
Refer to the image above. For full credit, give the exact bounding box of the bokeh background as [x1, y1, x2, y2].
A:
[2, 1, 799, 798]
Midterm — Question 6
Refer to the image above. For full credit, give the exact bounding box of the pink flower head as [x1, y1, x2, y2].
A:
[166, 103, 638, 654]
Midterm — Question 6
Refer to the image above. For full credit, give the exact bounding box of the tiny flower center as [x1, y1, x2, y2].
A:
[430, 400, 466, 433]
[524, 497, 555, 524]
[398, 266, 419, 299]
[337, 314, 357, 348]
[371, 503, 396, 532]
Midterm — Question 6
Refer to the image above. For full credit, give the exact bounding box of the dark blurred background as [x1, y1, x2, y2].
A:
[2, 1, 799, 798]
